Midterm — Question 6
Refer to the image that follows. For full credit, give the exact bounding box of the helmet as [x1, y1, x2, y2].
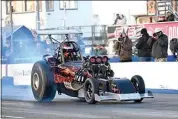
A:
[63, 43, 73, 50]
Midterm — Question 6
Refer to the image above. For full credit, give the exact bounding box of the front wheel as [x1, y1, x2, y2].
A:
[131, 75, 145, 103]
[84, 78, 98, 104]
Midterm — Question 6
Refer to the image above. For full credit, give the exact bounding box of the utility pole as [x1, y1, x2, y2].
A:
[10, 1, 13, 52]
[63, 1, 66, 29]
[36, 0, 40, 30]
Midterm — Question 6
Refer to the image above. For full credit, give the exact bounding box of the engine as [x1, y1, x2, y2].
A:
[87, 56, 114, 79]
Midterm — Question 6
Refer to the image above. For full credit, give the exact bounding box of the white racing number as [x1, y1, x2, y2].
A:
[75, 73, 85, 83]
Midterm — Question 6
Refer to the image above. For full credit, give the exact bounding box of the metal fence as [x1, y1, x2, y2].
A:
[40, 25, 108, 48]
[66, 25, 107, 46]
[39, 24, 141, 54]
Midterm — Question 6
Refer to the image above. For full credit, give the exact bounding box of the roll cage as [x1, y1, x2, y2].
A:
[36, 29, 84, 64]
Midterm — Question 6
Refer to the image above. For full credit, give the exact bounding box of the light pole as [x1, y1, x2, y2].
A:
[9, 1, 13, 52]
[92, 14, 98, 51]
[63, 1, 66, 29]
[36, 0, 40, 30]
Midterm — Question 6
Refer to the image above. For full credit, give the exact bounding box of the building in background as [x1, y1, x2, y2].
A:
[92, 1, 178, 25]
[2, 1, 178, 29]
[2, 1, 156, 30]
[1, 1, 93, 29]
[135, 0, 178, 24]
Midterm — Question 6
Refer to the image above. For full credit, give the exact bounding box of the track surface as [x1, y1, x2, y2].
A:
[1, 94, 178, 119]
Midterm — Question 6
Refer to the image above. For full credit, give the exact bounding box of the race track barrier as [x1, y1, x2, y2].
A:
[1, 63, 178, 90]
[2, 64, 6, 77]
[110, 63, 178, 90]
[7, 64, 33, 85]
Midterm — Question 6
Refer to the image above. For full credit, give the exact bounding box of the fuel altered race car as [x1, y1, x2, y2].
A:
[31, 30, 154, 104]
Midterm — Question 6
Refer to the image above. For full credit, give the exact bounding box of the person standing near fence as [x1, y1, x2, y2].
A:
[170, 38, 178, 61]
[114, 32, 132, 62]
[166, 11, 175, 21]
[113, 14, 126, 25]
[98, 44, 107, 55]
[148, 28, 168, 62]
[135, 28, 152, 62]
[113, 14, 122, 25]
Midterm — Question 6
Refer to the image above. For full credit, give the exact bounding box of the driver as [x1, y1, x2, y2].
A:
[63, 43, 73, 62]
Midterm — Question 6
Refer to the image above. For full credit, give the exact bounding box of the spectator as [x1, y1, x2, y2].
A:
[170, 38, 178, 61]
[113, 14, 126, 25]
[113, 14, 121, 25]
[149, 28, 168, 62]
[135, 28, 152, 62]
[98, 44, 107, 55]
[92, 44, 99, 56]
[166, 12, 175, 21]
[114, 32, 132, 62]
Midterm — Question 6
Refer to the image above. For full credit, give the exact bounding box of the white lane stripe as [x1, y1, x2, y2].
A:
[2, 115, 24, 118]
[3, 107, 109, 119]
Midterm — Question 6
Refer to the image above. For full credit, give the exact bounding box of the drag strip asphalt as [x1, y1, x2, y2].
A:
[2, 94, 178, 119]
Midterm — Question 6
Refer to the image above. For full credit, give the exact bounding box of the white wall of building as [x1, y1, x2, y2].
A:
[92, 1, 147, 25]
[2, 1, 148, 29]
[45, 1, 93, 28]
[2, 1, 45, 29]
[1, 1, 93, 29]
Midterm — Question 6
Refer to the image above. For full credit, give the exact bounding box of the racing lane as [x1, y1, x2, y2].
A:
[2, 94, 178, 119]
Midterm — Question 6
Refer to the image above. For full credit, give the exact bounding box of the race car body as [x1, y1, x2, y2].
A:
[31, 30, 154, 104]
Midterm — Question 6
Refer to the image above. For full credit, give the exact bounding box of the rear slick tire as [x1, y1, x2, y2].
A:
[31, 60, 56, 102]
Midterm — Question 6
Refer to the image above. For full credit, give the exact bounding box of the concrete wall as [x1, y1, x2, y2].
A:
[2, 63, 178, 90]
